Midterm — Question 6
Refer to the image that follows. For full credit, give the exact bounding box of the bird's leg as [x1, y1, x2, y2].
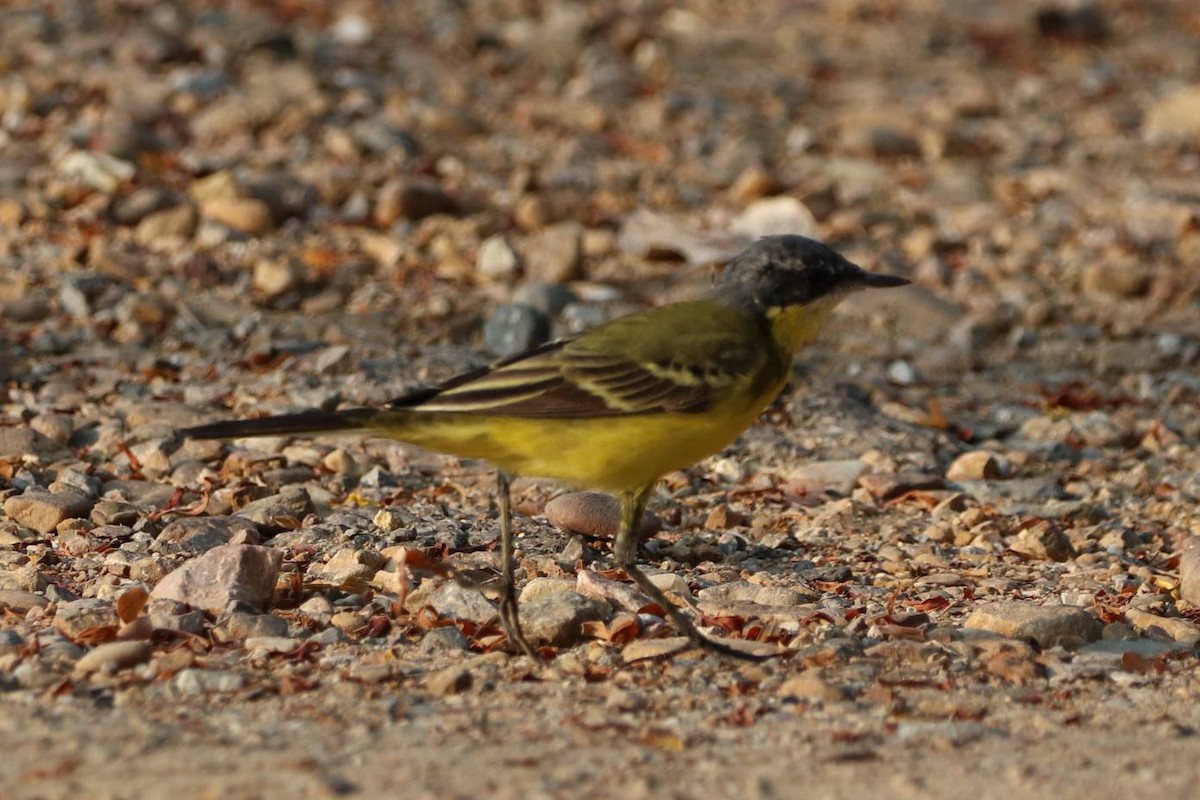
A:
[496, 470, 540, 661]
[615, 484, 768, 662]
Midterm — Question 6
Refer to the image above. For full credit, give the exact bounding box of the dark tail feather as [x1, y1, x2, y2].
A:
[180, 408, 380, 440]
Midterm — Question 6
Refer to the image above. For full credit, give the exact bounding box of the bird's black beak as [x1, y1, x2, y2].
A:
[860, 271, 910, 289]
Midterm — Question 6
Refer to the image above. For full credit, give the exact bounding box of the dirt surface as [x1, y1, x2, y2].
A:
[3, 1, 1200, 798]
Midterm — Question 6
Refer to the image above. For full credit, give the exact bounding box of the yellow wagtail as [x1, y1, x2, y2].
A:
[181, 235, 908, 660]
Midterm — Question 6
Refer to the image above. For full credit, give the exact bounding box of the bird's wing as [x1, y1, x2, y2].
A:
[389, 301, 771, 418]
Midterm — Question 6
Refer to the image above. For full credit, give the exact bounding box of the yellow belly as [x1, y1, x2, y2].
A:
[381, 389, 779, 491]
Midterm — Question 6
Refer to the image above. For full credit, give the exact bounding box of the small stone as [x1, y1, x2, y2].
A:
[524, 221, 584, 283]
[3, 489, 94, 534]
[150, 544, 283, 614]
[476, 235, 521, 279]
[784, 460, 869, 496]
[244, 636, 299, 655]
[1010, 521, 1076, 562]
[544, 492, 661, 540]
[964, 602, 1101, 648]
[519, 592, 609, 648]
[1123, 608, 1200, 646]
[156, 516, 261, 555]
[482, 303, 551, 357]
[0, 428, 70, 461]
[373, 178, 458, 225]
[1180, 537, 1200, 605]
[310, 548, 385, 587]
[418, 626, 471, 654]
[730, 196, 817, 239]
[199, 197, 274, 235]
[173, 668, 245, 695]
[776, 670, 848, 702]
[253, 258, 304, 298]
[74, 641, 152, 675]
[0, 589, 49, 614]
[408, 580, 496, 624]
[54, 598, 120, 639]
[426, 664, 472, 696]
[213, 610, 291, 642]
[518, 577, 577, 603]
[1082, 260, 1149, 298]
[1144, 85, 1200, 141]
[886, 360, 918, 386]
[235, 488, 314, 533]
[621, 637, 691, 662]
[576, 570, 649, 613]
[135, 204, 197, 244]
[57, 150, 136, 193]
[946, 451, 1005, 482]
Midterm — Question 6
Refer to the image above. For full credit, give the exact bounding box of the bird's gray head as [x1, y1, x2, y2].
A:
[716, 235, 908, 312]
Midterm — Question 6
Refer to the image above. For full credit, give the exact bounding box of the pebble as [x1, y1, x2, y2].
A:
[482, 303, 550, 357]
[418, 626, 471, 654]
[54, 598, 120, 639]
[408, 580, 496, 624]
[1123, 608, 1200, 646]
[964, 602, 1101, 648]
[1082, 260, 1149, 298]
[173, 668, 246, 695]
[523, 221, 584, 283]
[213, 610, 291, 642]
[199, 197, 274, 235]
[1180, 537, 1200, 605]
[252, 258, 304, 298]
[519, 591, 609, 648]
[156, 516, 261, 555]
[784, 460, 869, 496]
[135, 204, 197, 244]
[776, 670, 848, 702]
[0, 589, 49, 614]
[150, 544, 283, 614]
[730, 196, 817, 239]
[476, 235, 521, 279]
[1009, 520, 1076, 562]
[544, 492, 661, 540]
[74, 640, 152, 676]
[373, 178, 458, 225]
[426, 664, 472, 696]
[518, 577, 577, 603]
[234, 488, 315, 533]
[946, 451, 1005, 481]
[1143, 85, 1200, 141]
[309, 548, 386, 587]
[3, 489, 94, 534]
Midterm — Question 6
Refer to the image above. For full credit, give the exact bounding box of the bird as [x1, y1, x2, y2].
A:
[180, 234, 909, 660]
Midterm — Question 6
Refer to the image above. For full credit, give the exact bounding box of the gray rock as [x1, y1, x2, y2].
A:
[482, 303, 550, 357]
[410, 581, 496, 624]
[418, 625, 471, 654]
[730, 196, 817, 239]
[519, 591, 609, 648]
[234, 487, 314, 534]
[146, 599, 207, 635]
[963, 602, 1101, 648]
[213, 610, 291, 642]
[156, 516, 261, 555]
[150, 544, 282, 613]
[308, 627, 349, 647]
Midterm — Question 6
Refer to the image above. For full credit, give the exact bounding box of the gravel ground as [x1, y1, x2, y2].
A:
[2, 1, 1200, 798]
